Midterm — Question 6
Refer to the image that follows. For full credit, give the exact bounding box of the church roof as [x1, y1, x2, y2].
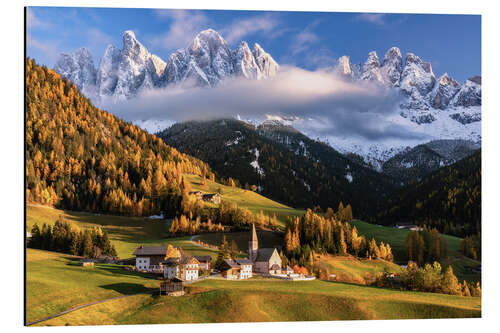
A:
[236, 258, 253, 265]
[250, 223, 258, 243]
[255, 248, 277, 262]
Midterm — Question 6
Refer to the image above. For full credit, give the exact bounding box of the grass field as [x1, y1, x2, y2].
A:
[350, 220, 481, 282]
[315, 254, 404, 284]
[184, 174, 305, 228]
[27, 205, 218, 259]
[29, 252, 480, 326]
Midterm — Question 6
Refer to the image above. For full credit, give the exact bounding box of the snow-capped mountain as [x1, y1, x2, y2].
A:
[54, 47, 98, 98]
[53, 32, 480, 171]
[54, 29, 278, 101]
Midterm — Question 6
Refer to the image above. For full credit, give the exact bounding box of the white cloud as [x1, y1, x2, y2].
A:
[289, 20, 322, 56]
[27, 34, 58, 64]
[26, 8, 51, 30]
[220, 14, 280, 45]
[356, 13, 387, 25]
[103, 66, 422, 142]
[150, 9, 209, 51]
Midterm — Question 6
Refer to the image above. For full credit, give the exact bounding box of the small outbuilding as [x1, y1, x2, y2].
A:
[159, 278, 184, 296]
[79, 259, 95, 267]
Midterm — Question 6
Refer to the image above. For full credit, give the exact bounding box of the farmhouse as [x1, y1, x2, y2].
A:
[162, 255, 200, 281]
[133, 245, 183, 272]
[194, 255, 212, 271]
[189, 191, 222, 204]
[248, 223, 282, 275]
[220, 259, 241, 279]
[202, 193, 221, 204]
[236, 259, 253, 279]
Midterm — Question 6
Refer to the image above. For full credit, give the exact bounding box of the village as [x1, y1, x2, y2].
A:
[133, 223, 315, 296]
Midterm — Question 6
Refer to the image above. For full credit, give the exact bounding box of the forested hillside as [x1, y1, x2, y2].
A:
[25, 59, 213, 217]
[158, 119, 397, 219]
[375, 151, 481, 237]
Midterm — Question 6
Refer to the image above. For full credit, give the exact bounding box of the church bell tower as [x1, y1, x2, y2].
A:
[249, 223, 259, 262]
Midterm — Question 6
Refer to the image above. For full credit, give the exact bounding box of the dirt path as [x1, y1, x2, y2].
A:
[26, 291, 155, 326]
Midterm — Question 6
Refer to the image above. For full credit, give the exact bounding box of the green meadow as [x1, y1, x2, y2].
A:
[27, 204, 218, 259]
[350, 220, 481, 282]
[29, 250, 480, 326]
[184, 173, 305, 228]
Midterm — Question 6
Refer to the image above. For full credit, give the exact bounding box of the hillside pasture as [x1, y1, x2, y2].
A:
[34, 276, 480, 326]
[315, 254, 404, 285]
[350, 220, 481, 282]
[184, 174, 305, 228]
[27, 204, 218, 259]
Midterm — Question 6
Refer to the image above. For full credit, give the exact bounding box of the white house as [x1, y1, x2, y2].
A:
[133, 246, 172, 272]
[236, 259, 253, 279]
[162, 255, 200, 281]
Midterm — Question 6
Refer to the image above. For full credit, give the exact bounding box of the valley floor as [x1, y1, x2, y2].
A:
[26, 248, 480, 326]
[25, 205, 481, 326]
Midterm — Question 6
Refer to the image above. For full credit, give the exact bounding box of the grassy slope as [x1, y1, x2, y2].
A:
[26, 249, 160, 323]
[34, 270, 480, 326]
[350, 220, 481, 282]
[184, 174, 305, 228]
[27, 205, 218, 260]
[316, 254, 404, 284]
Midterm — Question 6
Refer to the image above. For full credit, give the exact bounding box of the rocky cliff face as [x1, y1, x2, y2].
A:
[54, 47, 97, 97]
[333, 48, 481, 125]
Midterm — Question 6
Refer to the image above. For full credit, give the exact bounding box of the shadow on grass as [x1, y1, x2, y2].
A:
[99, 283, 157, 295]
[95, 264, 161, 280]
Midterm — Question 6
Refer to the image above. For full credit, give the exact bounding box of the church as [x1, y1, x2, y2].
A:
[248, 223, 282, 275]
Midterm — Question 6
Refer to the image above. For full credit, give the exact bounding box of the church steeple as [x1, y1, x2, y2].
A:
[249, 223, 259, 262]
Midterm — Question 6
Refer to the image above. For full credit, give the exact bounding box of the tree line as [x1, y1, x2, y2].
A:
[459, 234, 481, 260]
[376, 261, 481, 297]
[282, 205, 393, 270]
[28, 217, 117, 258]
[405, 227, 448, 266]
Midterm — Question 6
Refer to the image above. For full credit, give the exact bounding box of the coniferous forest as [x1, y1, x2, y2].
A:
[374, 151, 481, 238]
[25, 59, 213, 217]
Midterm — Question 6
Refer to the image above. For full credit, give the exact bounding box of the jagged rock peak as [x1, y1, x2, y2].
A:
[400, 52, 436, 101]
[337, 56, 352, 75]
[361, 51, 384, 83]
[381, 47, 403, 86]
[54, 47, 97, 96]
[233, 41, 262, 80]
[253, 43, 279, 77]
[468, 76, 481, 85]
[429, 73, 461, 110]
[96, 44, 121, 96]
[404, 53, 433, 74]
[452, 76, 481, 107]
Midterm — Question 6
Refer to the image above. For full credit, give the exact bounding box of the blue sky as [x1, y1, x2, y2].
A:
[27, 7, 481, 82]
